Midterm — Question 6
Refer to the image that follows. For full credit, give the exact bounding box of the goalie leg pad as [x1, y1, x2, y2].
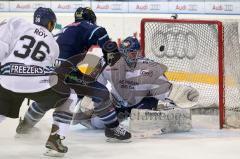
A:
[129, 108, 192, 137]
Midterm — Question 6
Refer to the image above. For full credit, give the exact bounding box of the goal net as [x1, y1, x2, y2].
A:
[140, 18, 240, 128]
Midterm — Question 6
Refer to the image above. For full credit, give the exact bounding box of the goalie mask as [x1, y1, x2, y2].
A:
[119, 36, 141, 69]
[74, 7, 96, 24]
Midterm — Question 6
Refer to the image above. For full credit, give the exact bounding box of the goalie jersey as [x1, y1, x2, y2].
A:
[0, 17, 59, 93]
[97, 57, 172, 107]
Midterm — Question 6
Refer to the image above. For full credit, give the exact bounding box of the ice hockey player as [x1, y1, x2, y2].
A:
[55, 7, 131, 143]
[72, 36, 199, 131]
[16, 7, 131, 156]
[0, 7, 74, 156]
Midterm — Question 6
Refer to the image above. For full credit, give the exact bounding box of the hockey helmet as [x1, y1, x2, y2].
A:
[74, 7, 96, 24]
[33, 7, 56, 31]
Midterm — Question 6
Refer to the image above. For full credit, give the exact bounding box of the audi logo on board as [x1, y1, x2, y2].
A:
[150, 28, 198, 60]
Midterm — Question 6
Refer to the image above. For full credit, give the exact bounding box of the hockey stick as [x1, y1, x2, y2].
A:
[27, 98, 31, 106]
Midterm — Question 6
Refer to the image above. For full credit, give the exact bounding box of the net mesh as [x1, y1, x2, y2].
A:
[141, 19, 240, 128]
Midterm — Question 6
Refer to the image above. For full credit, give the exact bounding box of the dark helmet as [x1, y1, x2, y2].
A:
[119, 36, 141, 68]
[74, 7, 96, 24]
[33, 7, 56, 30]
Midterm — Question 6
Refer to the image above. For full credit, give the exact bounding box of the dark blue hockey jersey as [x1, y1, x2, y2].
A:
[55, 20, 110, 60]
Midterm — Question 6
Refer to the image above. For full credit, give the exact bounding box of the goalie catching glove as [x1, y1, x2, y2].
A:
[168, 84, 199, 108]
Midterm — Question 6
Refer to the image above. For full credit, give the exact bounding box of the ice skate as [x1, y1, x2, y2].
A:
[105, 125, 131, 143]
[44, 124, 68, 157]
[16, 117, 33, 134]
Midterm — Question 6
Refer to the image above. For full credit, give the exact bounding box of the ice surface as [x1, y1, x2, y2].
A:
[1, 102, 240, 159]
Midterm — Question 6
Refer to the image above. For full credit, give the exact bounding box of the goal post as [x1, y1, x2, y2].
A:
[140, 18, 240, 129]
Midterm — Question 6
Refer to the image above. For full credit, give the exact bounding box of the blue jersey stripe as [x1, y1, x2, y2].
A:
[88, 26, 101, 40]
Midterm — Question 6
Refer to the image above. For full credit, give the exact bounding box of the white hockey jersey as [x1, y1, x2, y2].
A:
[0, 17, 59, 93]
[97, 57, 172, 107]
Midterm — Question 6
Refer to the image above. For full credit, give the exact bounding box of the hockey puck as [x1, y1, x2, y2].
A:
[159, 45, 165, 52]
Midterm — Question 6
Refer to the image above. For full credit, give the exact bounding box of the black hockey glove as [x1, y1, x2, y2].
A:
[102, 40, 121, 66]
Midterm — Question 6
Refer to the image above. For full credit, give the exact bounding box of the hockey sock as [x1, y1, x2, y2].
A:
[94, 99, 119, 128]
[90, 116, 105, 129]
[24, 102, 47, 126]
[53, 111, 72, 136]
[98, 111, 119, 128]
[53, 111, 72, 125]
[0, 115, 6, 123]
[52, 121, 70, 137]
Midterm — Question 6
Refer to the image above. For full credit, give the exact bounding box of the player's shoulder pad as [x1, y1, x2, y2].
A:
[7, 17, 27, 26]
[138, 57, 168, 75]
[92, 25, 107, 36]
[82, 21, 107, 35]
[88, 25, 109, 46]
[80, 21, 101, 30]
[5, 17, 30, 33]
[8, 17, 26, 22]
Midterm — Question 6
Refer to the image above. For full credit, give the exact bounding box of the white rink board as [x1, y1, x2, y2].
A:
[0, 12, 240, 41]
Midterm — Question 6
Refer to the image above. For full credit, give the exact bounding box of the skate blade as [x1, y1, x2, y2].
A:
[15, 127, 40, 139]
[14, 133, 29, 139]
[106, 138, 132, 143]
[43, 148, 65, 157]
[41, 155, 70, 159]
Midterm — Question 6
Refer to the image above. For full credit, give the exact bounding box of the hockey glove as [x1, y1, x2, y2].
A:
[102, 40, 121, 66]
